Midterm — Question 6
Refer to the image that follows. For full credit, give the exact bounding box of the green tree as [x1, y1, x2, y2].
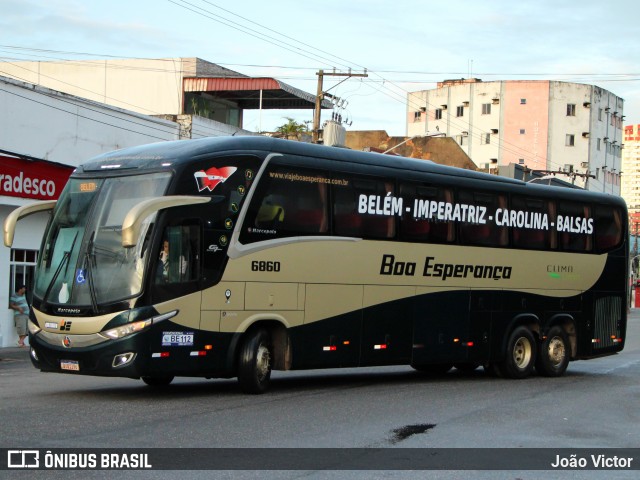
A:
[274, 117, 310, 140]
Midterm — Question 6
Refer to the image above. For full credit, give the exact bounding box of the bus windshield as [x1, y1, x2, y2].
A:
[34, 173, 172, 307]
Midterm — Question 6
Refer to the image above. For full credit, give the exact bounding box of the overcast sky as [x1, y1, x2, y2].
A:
[1, 0, 638, 136]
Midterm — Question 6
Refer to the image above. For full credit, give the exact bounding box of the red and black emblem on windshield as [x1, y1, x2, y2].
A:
[194, 167, 237, 192]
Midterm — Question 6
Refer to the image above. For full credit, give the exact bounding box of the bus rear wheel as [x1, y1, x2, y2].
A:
[535, 326, 570, 377]
[498, 326, 536, 379]
[237, 328, 273, 394]
[141, 376, 174, 387]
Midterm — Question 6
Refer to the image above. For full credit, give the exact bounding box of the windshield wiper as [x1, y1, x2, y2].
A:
[41, 231, 79, 309]
[84, 231, 99, 315]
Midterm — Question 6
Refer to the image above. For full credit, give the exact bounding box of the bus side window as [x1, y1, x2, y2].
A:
[511, 196, 553, 250]
[594, 206, 622, 252]
[399, 183, 455, 243]
[156, 224, 200, 284]
[333, 176, 395, 239]
[458, 190, 508, 247]
[239, 165, 329, 244]
[557, 203, 592, 252]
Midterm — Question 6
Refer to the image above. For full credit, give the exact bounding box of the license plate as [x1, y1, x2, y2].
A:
[162, 333, 194, 346]
[60, 360, 80, 371]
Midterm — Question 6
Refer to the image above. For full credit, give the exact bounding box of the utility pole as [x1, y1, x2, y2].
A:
[312, 69, 368, 143]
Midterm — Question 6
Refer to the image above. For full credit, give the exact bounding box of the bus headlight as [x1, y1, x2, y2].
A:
[28, 320, 41, 335]
[103, 319, 152, 340]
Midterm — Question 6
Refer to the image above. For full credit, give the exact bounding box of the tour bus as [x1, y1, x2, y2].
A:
[4, 136, 628, 393]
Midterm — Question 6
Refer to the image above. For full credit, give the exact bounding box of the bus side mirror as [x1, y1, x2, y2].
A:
[121, 196, 210, 247]
[3, 200, 57, 247]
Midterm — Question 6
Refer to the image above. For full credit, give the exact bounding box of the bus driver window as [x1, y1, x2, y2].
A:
[156, 226, 197, 284]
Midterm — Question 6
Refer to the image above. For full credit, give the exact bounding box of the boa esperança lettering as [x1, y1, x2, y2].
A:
[379, 254, 512, 281]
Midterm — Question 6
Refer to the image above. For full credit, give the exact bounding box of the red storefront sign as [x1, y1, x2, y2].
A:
[0, 154, 74, 200]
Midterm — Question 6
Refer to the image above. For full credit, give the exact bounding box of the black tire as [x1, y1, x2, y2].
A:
[237, 329, 273, 394]
[411, 363, 452, 375]
[141, 376, 174, 387]
[484, 362, 504, 378]
[535, 326, 570, 377]
[498, 326, 536, 379]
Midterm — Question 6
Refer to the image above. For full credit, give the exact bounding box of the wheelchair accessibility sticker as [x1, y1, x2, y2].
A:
[75, 269, 87, 285]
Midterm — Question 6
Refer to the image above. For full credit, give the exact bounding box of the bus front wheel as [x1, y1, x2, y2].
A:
[535, 326, 570, 377]
[237, 328, 273, 394]
[499, 326, 536, 379]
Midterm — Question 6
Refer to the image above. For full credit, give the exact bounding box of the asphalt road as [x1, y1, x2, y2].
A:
[2, 310, 640, 480]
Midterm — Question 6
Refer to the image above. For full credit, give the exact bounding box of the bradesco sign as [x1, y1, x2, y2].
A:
[0, 154, 73, 200]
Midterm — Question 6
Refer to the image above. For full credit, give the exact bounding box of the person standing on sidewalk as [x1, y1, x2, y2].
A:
[10, 285, 29, 347]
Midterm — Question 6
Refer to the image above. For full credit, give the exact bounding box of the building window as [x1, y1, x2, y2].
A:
[598, 108, 603, 121]
[520, 98, 527, 105]
[482, 103, 491, 115]
[566, 134, 575, 146]
[481, 133, 490, 144]
[435, 108, 443, 120]
[414, 111, 422, 121]
[456, 135, 467, 146]
[456, 106, 464, 117]
[597, 138, 601, 150]
[518, 159, 525, 165]
[9, 249, 38, 305]
[567, 104, 576, 116]
[520, 129, 526, 135]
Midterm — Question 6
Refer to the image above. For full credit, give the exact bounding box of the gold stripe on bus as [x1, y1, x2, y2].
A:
[222, 240, 608, 295]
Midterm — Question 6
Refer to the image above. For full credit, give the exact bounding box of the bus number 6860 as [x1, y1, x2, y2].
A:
[251, 260, 281, 272]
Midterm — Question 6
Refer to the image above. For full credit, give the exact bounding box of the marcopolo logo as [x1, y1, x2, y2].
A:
[0, 172, 57, 198]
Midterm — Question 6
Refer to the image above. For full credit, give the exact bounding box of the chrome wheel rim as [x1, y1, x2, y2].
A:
[513, 337, 532, 369]
[547, 336, 566, 367]
[256, 344, 271, 381]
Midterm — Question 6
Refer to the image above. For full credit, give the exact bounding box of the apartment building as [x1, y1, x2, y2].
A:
[622, 125, 640, 243]
[407, 79, 624, 194]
